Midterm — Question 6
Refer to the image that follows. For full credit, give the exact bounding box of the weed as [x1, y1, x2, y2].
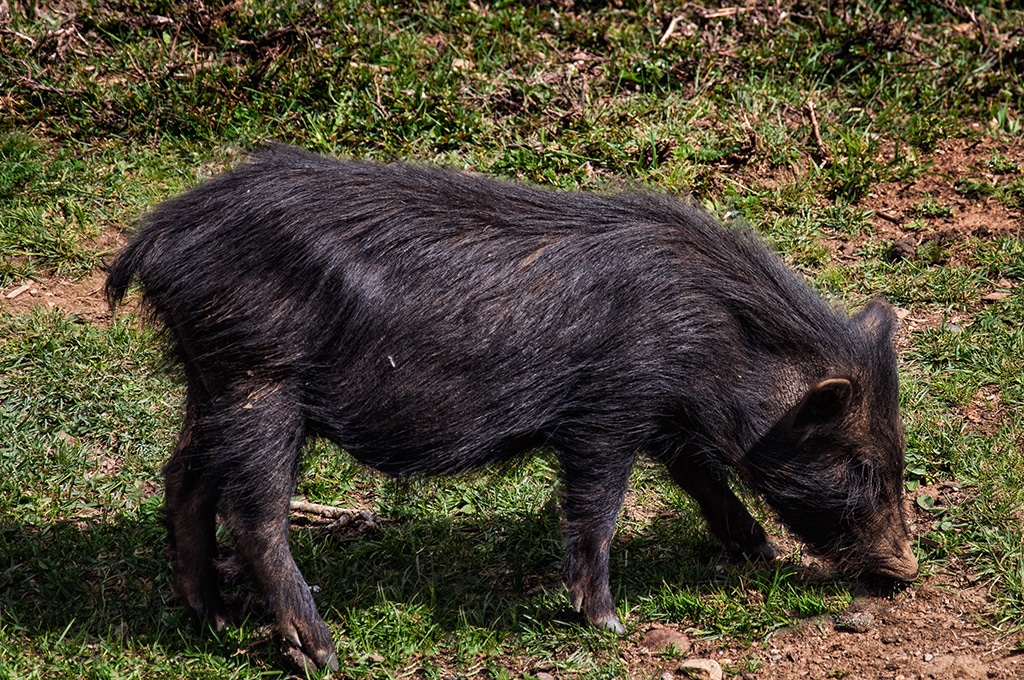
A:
[908, 195, 954, 219]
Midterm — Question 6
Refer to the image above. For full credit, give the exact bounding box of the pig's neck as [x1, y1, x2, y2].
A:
[714, 360, 817, 463]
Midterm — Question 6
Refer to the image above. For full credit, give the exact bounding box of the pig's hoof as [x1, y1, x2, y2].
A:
[207, 593, 252, 632]
[279, 619, 339, 675]
[281, 642, 339, 676]
[595, 616, 626, 635]
[728, 538, 778, 562]
[188, 595, 233, 632]
[747, 539, 778, 561]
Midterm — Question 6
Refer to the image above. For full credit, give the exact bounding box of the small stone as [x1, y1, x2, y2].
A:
[677, 659, 722, 680]
[926, 654, 989, 678]
[835, 610, 875, 633]
[660, 672, 674, 680]
[886, 236, 917, 262]
[640, 626, 691, 654]
[534, 673, 555, 680]
[982, 291, 1010, 301]
[923, 652, 934, 662]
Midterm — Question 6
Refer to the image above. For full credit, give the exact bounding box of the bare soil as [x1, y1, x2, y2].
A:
[0, 268, 113, 322]
[857, 136, 1023, 255]
[0, 230, 125, 322]
[624, 574, 1022, 679]
[526, 479, 1018, 679]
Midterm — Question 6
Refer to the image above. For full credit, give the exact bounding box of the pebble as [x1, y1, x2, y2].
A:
[534, 673, 555, 680]
[676, 659, 722, 680]
[640, 626, 691, 654]
[835, 609, 875, 633]
[886, 236, 917, 262]
[924, 654, 989, 678]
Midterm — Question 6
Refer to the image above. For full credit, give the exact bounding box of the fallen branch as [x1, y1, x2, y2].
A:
[15, 76, 86, 97]
[289, 500, 379, 529]
[0, 27, 37, 46]
[932, 0, 991, 51]
[290, 499, 359, 519]
[5, 283, 32, 300]
[876, 209, 902, 224]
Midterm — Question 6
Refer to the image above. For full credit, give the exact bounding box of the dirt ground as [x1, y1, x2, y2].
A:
[0, 228, 124, 323]
[619, 490, 1022, 680]
[2, 139, 1022, 680]
[625, 576, 1022, 679]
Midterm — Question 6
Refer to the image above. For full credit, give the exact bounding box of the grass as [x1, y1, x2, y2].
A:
[2, 0, 1024, 677]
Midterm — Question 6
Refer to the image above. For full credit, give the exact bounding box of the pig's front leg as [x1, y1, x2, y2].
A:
[662, 447, 777, 560]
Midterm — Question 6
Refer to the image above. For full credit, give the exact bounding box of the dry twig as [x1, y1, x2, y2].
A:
[289, 500, 380, 529]
[805, 100, 833, 167]
[658, 16, 684, 47]
[14, 76, 85, 97]
[703, 6, 753, 20]
[932, 0, 991, 51]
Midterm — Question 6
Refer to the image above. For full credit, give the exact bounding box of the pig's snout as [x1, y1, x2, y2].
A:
[870, 536, 919, 582]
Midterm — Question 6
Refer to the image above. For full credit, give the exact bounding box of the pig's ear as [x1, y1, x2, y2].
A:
[793, 378, 854, 430]
[854, 298, 898, 341]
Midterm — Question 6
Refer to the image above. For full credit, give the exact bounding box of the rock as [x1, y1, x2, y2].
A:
[835, 609, 875, 633]
[534, 673, 555, 680]
[886, 236, 917, 262]
[921, 655, 988, 679]
[677, 659, 722, 680]
[836, 598, 877, 633]
[640, 626, 691, 654]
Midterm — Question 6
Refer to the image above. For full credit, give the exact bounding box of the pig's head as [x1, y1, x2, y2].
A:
[743, 299, 918, 582]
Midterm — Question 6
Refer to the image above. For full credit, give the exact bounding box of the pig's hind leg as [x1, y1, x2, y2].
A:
[164, 388, 230, 630]
[560, 450, 635, 635]
[210, 383, 340, 673]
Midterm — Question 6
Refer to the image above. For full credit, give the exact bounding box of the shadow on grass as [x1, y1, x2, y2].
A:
[0, 500, 864, 666]
[0, 513, 176, 636]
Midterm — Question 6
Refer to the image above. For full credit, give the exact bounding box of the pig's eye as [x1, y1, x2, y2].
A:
[850, 457, 883, 493]
[850, 457, 874, 479]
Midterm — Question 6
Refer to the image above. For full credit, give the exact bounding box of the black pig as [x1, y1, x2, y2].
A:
[106, 145, 918, 672]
